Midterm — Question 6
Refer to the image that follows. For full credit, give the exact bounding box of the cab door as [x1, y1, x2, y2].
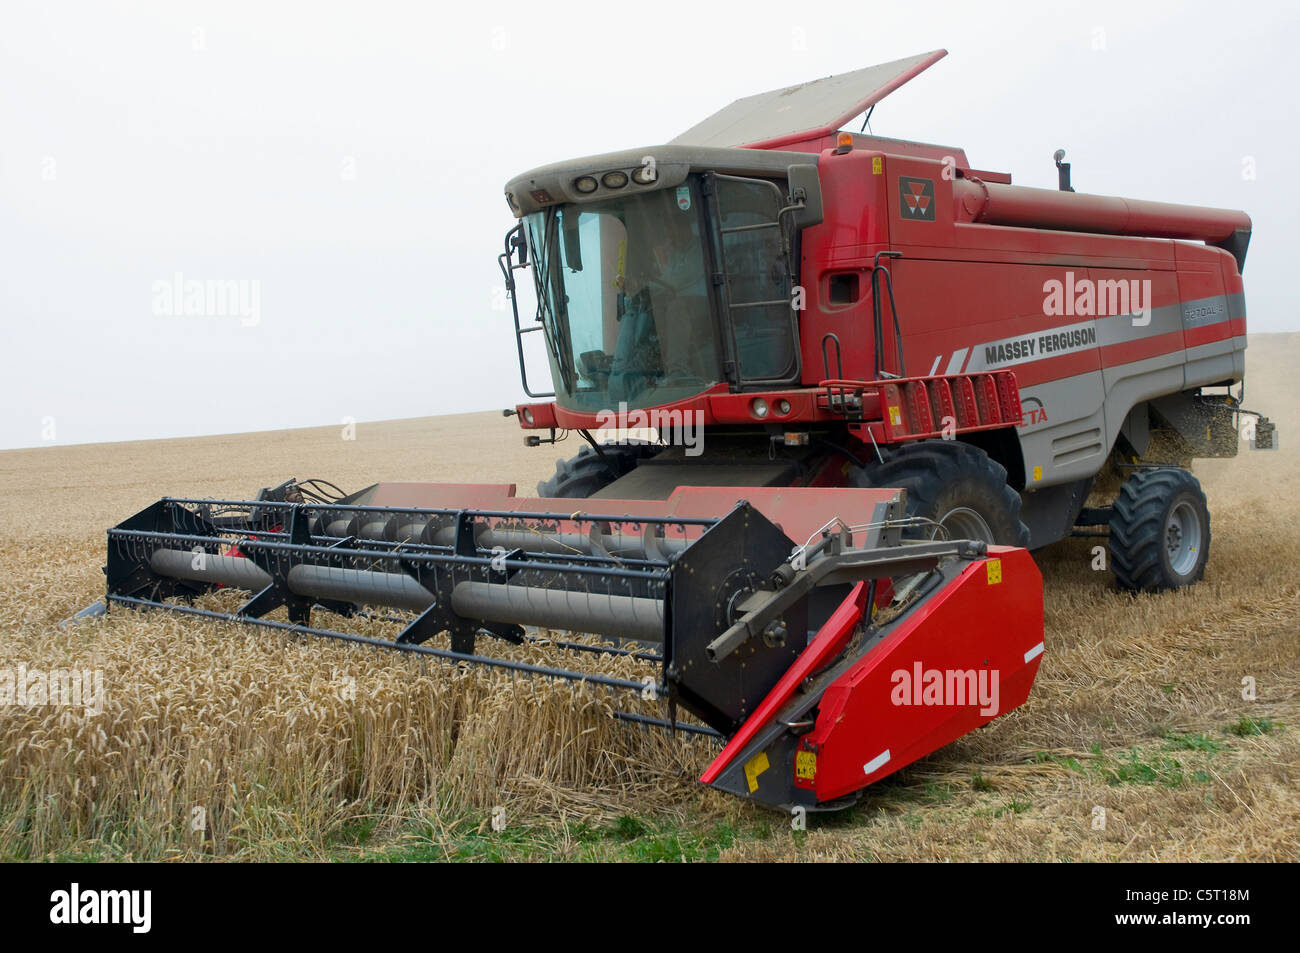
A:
[704, 173, 800, 387]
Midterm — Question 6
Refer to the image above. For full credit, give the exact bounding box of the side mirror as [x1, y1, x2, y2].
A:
[786, 164, 824, 230]
[511, 230, 528, 267]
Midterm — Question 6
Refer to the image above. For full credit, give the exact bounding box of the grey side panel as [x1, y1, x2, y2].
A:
[1020, 477, 1094, 549]
[1016, 339, 1245, 493]
[1001, 293, 1244, 490]
[967, 298, 1187, 489]
[1183, 335, 1247, 390]
[1088, 349, 1187, 476]
[1120, 402, 1150, 456]
[1015, 371, 1108, 487]
[1179, 293, 1245, 388]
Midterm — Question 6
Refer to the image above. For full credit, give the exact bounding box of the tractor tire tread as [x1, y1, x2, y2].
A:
[1108, 467, 1210, 592]
[850, 440, 1030, 548]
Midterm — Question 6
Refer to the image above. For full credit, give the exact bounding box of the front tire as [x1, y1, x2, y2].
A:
[536, 440, 662, 499]
[849, 440, 1030, 547]
[1109, 467, 1210, 591]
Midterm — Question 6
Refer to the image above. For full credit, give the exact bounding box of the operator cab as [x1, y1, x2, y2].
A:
[502, 146, 820, 413]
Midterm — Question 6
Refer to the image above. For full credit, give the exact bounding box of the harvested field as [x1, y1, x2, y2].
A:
[1, 334, 1297, 861]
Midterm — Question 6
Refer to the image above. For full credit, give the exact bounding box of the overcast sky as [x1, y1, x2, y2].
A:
[2, 0, 1296, 449]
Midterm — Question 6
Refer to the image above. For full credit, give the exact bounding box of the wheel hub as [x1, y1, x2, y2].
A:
[933, 506, 995, 545]
[1164, 500, 1202, 577]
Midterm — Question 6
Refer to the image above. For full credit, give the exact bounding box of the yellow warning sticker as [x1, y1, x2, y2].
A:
[986, 559, 1002, 585]
[888, 405, 902, 427]
[872, 156, 883, 175]
[1032, 465, 1043, 482]
[744, 752, 770, 793]
[795, 750, 817, 781]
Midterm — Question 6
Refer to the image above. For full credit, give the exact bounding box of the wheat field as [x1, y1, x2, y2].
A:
[1, 334, 1297, 861]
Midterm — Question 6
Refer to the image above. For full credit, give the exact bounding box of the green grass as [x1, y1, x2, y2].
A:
[1097, 748, 1187, 787]
[1161, 731, 1222, 754]
[1080, 738, 1224, 789]
[1026, 751, 1085, 771]
[1227, 716, 1277, 737]
[610, 814, 648, 840]
[994, 798, 1032, 818]
[326, 814, 381, 847]
[338, 811, 756, 863]
[922, 780, 957, 803]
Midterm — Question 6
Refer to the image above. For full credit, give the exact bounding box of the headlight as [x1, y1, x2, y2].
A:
[574, 176, 598, 194]
[751, 398, 769, 419]
[776, 399, 791, 416]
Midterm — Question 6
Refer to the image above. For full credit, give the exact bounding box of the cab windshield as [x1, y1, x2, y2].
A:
[526, 181, 720, 412]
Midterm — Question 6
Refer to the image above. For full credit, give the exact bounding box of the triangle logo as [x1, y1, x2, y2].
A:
[898, 176, 936, 221]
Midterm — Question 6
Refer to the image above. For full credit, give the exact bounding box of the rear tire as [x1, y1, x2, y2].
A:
[849, 440, 1030, 547]
[1109, 467, 1210, 591]
[536, 440, 662, 498]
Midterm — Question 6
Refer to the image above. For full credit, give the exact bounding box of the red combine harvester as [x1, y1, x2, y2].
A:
[88, 51, 1262, 812]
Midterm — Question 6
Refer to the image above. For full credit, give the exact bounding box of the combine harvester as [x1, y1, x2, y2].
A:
[86, 51, 1262, 812]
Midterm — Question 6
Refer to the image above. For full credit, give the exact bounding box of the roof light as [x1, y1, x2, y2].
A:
[631, 164, 658, 185]
[574, 176, 598, 194]
[602, 171, 629, 189]
[835, 132, 854, 155]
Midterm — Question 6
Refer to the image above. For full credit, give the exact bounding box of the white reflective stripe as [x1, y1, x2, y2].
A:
[944, 348, 968, 375]
[929, 354, 942, 376]
[1024, 642, 1045, 663]
[862, 749, 891, 775]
